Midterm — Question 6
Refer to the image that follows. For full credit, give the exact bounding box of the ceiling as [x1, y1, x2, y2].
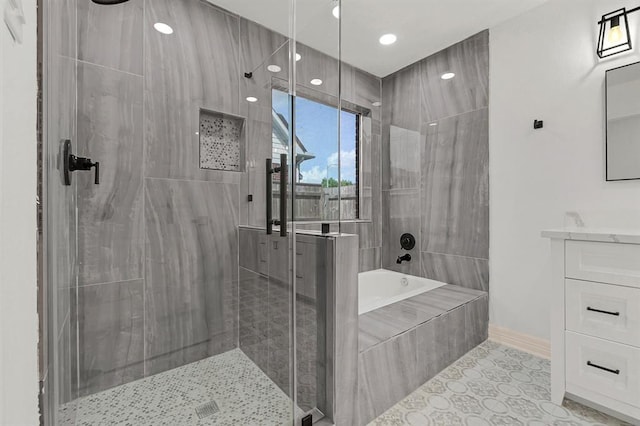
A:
[207, 0, 548, 77]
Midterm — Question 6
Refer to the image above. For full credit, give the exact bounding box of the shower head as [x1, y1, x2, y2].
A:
[91, 0, 130, 4]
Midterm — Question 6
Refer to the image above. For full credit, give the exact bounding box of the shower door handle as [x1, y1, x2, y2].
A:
[265, 154, 287, 237]
[278, 154, 287, 237]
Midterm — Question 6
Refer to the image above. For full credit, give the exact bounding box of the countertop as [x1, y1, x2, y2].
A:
[541, 227, 640, 244]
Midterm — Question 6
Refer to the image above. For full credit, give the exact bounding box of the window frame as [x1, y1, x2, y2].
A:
[270, 81, 371, 222]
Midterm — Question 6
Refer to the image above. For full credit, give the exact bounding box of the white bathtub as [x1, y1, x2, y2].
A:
[358, 269, 446, 315]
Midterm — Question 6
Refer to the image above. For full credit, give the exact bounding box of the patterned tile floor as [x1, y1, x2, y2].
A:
[371, 341, 630, 426]
[59, 348, 302, 426]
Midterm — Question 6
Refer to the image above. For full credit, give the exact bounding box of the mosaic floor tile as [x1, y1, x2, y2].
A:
[59, 348, 301, 425]
[370, 341, 630, 426]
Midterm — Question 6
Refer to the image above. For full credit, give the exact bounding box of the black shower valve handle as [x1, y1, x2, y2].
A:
[93, 162, 100, 185]
[69, 154, 100, 185]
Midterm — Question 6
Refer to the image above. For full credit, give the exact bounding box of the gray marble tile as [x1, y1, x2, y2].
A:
[382, 189, 421, 276]
[382, 64, 421, 132]
[331, 235, 359, 425]
[144, 341, 209, 377]
[359, 247, 381, 272]
[340, 221, 377, 249]
[239, 18, 288, 227]
[76, 62, 144, 286]
[73, 280, 144, 396]
[382, 64, 421, 193]
[342, 64, 382, 112]
[295, 43, 340, 98]
[387, 125, 421, 190]
[58, 315, 74, 404]
[420, 252, 489, 292]
[358, 330, 418, 424]
[47, 55, 77, 329]
[419, 30, 489, 123]
[410, 285, 483, 313]
[144, 0, 241, 180]
[238, 227, 268, 273]
[144, 178, 239, 373]
[359, 300, 444, 353]
[465, 294, 489, 350]
[77, 0, 143, 74]
[415, 314, 450, 385]
[420, 108, 489, 259]
[49, 0, 76, 58]
[447, 305, 468, 362]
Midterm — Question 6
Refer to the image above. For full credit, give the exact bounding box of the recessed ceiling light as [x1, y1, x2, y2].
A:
[267, 65, 282, 73]
[429, 122, 438, 126]
[246, 96, 258, 103]
[372, 101, 382, 107]
[154, 22, 173, 35]
[310, 78, 323, 86]
[332, 5, 340, 19]
[379, 33, 397, 45]
[295, 53, 302, 62]
[441, 72, 455, 80]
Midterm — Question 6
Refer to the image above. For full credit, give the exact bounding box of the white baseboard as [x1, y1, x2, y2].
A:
[489, 324, 551, 359]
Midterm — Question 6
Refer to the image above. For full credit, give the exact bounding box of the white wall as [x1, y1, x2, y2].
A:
[490, 0, 640, 341]
[0, 0, 40, 424]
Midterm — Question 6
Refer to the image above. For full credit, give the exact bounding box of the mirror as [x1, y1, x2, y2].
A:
[606, 61, 640, 181]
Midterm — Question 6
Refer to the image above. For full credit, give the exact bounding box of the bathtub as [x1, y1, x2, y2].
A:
[358, 269, 446, 315]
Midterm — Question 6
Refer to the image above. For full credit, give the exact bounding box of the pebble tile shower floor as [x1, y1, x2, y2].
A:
[58, 348, 301, 425]
[370, 341, 629, 426]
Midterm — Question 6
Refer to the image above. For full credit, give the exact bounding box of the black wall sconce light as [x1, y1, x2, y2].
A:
[597, 7, 639, 58]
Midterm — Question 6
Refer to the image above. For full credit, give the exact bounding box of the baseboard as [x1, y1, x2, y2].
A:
[489, 324, 551, 359]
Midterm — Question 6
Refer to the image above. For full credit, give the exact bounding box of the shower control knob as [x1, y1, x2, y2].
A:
[62, 139, 100, 185]
[400, 233, 416, 250]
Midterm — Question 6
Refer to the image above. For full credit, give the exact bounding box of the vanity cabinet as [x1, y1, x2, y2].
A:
[543, 230, 640, 423]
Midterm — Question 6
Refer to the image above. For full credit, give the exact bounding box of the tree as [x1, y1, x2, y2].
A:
[321, 177, 354, 188]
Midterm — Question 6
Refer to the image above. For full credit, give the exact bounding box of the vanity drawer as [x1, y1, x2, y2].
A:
[566, 331, 640, 408]
[566, 279, 640, 347]
[565, 240, 640, 288]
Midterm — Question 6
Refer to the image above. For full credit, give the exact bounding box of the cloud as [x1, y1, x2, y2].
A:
[299, 165, 326, 184]
[300, 149, 357, 184]
[327, 149, 356, 167]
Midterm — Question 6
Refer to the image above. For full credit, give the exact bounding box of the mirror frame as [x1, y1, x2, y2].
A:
[605, 60, 640, 181]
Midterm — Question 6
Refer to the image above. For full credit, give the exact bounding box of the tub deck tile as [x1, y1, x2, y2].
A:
[359, 284, 485, 352]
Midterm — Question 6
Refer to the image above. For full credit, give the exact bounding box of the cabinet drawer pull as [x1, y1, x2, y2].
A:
[586, 306, 620, 316]
[587, 361, 620, 375]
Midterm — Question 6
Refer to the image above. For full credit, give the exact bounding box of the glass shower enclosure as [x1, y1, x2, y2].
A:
[42, 0, 341, 424]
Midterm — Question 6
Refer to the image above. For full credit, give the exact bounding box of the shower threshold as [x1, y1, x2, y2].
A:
[58, 348, 303, 425]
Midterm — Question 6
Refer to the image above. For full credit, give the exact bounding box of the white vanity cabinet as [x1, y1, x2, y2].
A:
[543, 230, 640, 424]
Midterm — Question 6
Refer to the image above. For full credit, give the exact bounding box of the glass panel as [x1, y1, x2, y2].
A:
[43, 0, 304, 424]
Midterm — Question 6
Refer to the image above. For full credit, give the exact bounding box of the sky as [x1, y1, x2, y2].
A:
[272, 89, 357, 185]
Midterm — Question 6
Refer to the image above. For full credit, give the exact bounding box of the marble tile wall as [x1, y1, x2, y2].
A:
[382, 30, 490, 292]
[45, 0, 77, 414]
[66, 0, 244, 398]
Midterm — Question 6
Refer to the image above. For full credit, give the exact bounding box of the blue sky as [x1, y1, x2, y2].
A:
[272, 90, 357, 184]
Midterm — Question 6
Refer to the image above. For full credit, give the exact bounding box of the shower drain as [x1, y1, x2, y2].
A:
[195, 400, 220, 419]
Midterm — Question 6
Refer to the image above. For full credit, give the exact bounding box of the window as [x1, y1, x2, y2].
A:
[272, 89, 360, 220]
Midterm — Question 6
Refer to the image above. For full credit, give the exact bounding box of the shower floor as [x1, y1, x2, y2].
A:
[58, 348, 302, 426]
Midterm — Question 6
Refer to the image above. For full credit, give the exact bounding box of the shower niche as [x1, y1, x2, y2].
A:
[198, 108, 246, 172]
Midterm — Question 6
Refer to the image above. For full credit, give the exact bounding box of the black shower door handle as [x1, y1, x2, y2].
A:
[265, 154, 287, 237]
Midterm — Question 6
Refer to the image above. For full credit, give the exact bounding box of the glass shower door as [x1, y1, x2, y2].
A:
[43, 0, 299, 424]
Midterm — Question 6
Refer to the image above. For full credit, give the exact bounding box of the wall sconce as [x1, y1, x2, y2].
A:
[597, 7, 639, 58]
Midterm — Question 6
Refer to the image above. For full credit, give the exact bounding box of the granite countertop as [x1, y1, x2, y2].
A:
[541, 227, 640, 244]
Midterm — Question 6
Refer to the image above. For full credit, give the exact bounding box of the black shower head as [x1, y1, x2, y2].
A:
[91, 0, 130, 4]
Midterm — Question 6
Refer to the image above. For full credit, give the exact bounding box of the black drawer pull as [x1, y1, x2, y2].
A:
[587, 361, 620, 375]
[586, 307, 620, 316]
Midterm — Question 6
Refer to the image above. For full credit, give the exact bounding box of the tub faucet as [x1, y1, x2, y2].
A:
[396, 253, 411, 264]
